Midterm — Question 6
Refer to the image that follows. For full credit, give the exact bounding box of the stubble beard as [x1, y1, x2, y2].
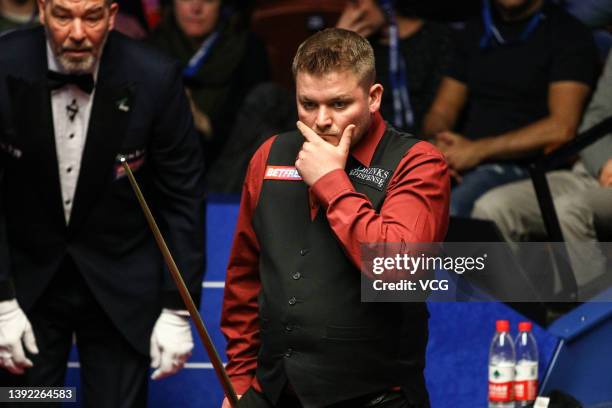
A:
[47, 26, 109, 74]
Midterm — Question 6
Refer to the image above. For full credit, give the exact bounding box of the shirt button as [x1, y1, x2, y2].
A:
[292, 272, 301, 280]
[299, 249, 308, 256]
[68, 133, 75, 139]
[288, 297, 297, 306]
[65, 199, 71, 205]
[285, 324, 293, 333]
[66, 166, 73, 173]
[284, 348, 293, 358]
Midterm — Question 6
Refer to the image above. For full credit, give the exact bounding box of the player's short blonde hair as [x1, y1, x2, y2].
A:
[292, 28, 376, 86]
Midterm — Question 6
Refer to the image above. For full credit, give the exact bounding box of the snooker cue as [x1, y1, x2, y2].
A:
[120, 157, 239, 408]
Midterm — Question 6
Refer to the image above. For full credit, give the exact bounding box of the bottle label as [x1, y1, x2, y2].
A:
[515, 379, 538, 401]
[515, 361, 538, 401]
[489, 364, 515, 402]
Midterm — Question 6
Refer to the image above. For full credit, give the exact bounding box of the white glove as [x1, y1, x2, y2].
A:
[150, 308, 193, 380]
[0, 299, 38, 374]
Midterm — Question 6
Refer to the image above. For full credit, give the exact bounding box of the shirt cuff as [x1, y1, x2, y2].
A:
[311, 169, 353, 208]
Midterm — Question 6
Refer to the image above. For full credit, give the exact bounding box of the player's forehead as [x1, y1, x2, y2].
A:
[296, 70, 362, 99]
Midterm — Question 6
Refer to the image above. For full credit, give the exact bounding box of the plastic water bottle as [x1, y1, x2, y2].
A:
[515, 321, 538, 407]
[489, 320, 516, 408]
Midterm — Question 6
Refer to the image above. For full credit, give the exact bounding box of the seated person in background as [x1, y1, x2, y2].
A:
[473, 51, 612, 297]
[563, 0, 612, 60]
[118, 0, 159, 32]
[204, 82, 297, 194]
[337, 0, 453, 136]
[0, 0, 37, 35]
[564, 0, 612, 27]
[149, 0, 269, 172]
[114, 0, 149, 40]
[423, 0, 598, 217]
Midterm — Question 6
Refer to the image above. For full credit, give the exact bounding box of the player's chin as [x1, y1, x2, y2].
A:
[319, 134, 340, 146]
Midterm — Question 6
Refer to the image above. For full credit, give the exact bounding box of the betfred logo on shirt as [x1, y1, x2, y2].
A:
[264, 166, 302, 181]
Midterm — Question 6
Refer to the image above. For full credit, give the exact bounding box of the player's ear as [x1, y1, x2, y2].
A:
[368, 83, 383, 114]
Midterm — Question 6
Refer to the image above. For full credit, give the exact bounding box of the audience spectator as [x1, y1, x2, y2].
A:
[128, 0, 161, 30]
[0, 0, 37, 35]
[206, 82, 297, 193]
[564, 0, 612, 60]
[149, 0, 270, 179]
[337, 0, 453, 135]
[114, 10, 148, 40]
[423, 0, 598, 217]
[473, 51, 612, 297]
[563, 0, 612, 29]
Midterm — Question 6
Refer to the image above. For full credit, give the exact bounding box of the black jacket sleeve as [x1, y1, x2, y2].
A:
[149, 62, 207, 309]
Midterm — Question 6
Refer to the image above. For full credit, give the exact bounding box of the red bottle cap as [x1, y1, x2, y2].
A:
[496, 320, 510, 332]
[519, 321, 533, 332]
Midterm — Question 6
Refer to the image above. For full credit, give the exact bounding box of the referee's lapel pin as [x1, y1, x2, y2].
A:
[117, 97, 130, 112]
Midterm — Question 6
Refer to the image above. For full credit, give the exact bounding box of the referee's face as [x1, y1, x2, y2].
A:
[39, 0, 118, 73]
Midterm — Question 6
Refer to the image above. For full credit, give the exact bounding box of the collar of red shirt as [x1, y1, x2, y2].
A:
[349, 111, 387, 168]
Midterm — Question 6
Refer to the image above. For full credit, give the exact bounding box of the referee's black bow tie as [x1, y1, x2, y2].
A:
[47, 70, 95, 94]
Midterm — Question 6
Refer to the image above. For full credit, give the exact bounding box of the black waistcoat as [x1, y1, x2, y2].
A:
[252, 127, 430, 407]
